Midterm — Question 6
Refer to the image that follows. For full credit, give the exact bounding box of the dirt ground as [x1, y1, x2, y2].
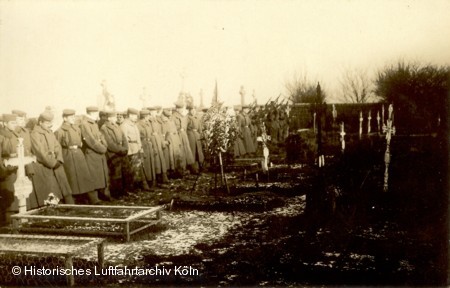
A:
[0, 135, 448, 287]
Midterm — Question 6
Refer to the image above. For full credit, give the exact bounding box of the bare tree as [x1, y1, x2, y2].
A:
[285, 71, 325, 104]
[339, 68, 377, 103]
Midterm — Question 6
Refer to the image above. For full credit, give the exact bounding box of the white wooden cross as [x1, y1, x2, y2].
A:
[382, 104, 396, 192]
[377, 111, 381, 133]
[359, 111, 363, 138]
[285, 105, 291, 117]
[340, 122, 346, 152]
[332, 104, 337, 123]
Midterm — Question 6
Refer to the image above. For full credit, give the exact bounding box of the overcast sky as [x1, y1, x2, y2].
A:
[1, 0, 449, 117]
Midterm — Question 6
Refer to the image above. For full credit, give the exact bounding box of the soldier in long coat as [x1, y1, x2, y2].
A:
[156, 108, 172, 172]
[121, 108, 151, 191]
[100, 111, 129, 198]
[80, 106, 111, 201]
[137, 110, 156, 189]
[0, 114, 21, 159]
[172, 101, 195, 173]
[267, 110, 281, 147]
[55, 109, 99, 204]
[0, 114, 20, 204]
[239, 105, 256, 156]
[148, 107, 169, 185]
[29, 111, 73, 208]
[161, 108, 184, 177]
[0, 134, 17, 226]
[278, 109, 289, 142]
[232, 106, 247, 158]
[12, 110, 32, 156]
[186, 104, 204, 172]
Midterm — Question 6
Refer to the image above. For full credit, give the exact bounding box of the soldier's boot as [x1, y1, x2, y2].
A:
[87, 191, 101, 205]
[63, 194, 75, 204]
[0, 212, 7, 228]
[189, 162, 199, 175]
[156, 174, 170, 188]
[98, 187, 112, 201]
[141, 180, 153, 192]
[162, 173, 170, 183]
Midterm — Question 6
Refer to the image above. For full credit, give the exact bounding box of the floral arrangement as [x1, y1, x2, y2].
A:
[202, 103, 238, 158]
[44, 193, 60, 206]
[257, 120, 271, 148]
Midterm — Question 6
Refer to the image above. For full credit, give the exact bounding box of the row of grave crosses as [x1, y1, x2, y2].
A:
[336, 104, 394, 153]
[357, 107, 389, 137]
[336, 104, 395, 192]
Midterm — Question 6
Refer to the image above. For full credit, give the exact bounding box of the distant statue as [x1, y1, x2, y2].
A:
[239, 86, 246, 107]
[139, 86, 150, 108]
[101, 80, 116, 111]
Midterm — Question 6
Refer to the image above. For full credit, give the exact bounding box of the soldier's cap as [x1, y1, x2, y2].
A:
[146, 106, 157, 111]
[2, 114, 17, 122]
[186, 103, 195, 110]
[174, 100, 185, 109]
[127, 108, 139, 115]
[117, 111, 127, 116]
[62, 109, 76, 117]
[139, 109, 150, 116]
[38, 111, 54, 122]
[12, 110, 26, 117]
[106, 111, 117, 117]
[86, 106, 99, 113]
[242, 104, 250, 109]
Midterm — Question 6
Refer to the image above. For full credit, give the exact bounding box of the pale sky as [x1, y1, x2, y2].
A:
[1, 0, 449, 117]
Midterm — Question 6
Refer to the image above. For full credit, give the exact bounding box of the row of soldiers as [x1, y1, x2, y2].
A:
[0, 101, 292, 223]
[0, 102, 205, 213]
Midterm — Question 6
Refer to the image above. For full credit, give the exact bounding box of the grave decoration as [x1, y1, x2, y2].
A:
[202, 103, 238, 192]
[382, 104, 396, 192]
[257, 121, 271, 172]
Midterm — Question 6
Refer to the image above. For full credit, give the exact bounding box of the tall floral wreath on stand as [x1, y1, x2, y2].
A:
[257, 120, 271, 173]
[203, 103, 238, 192]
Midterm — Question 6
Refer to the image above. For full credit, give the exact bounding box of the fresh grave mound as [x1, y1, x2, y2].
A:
[173, 191, 286, 212]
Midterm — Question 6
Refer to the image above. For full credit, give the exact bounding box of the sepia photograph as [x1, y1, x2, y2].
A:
[0, 0, 449, 286]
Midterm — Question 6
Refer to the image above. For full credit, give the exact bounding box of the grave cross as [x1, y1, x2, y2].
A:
[382, 104, 396, 192]
[340, 122, 346, 152]
[332, 104, 337, 123]
[285, 105, 291, 117]
[377, 111, 381, 133]
[359, 111, 363, 138]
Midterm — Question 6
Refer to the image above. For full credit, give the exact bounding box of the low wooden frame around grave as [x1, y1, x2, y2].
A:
[11, 204, 164, 242]
[0, 234, 105, 286]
